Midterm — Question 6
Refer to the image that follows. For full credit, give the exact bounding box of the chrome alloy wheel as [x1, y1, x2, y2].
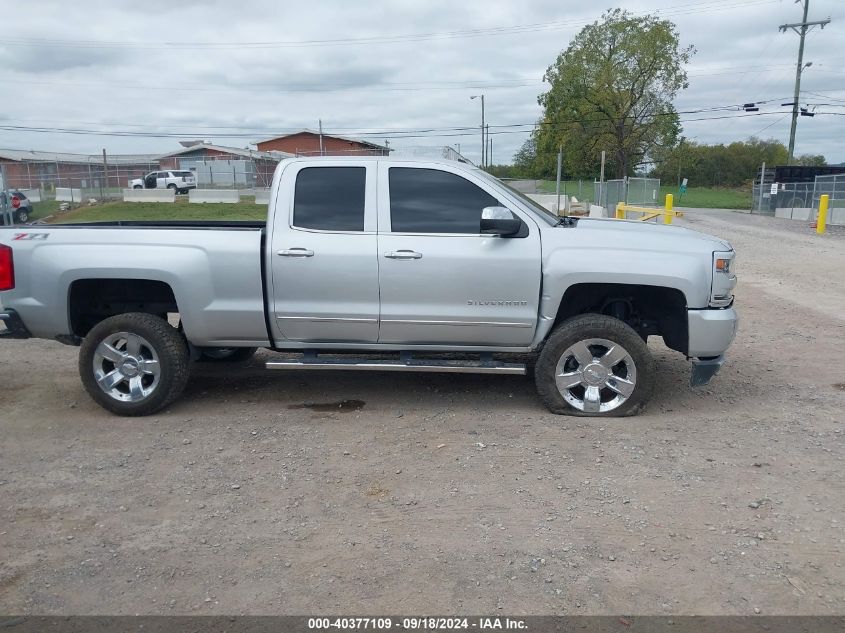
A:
[554, 338, 637, 413]
[92, 332, 161, 402]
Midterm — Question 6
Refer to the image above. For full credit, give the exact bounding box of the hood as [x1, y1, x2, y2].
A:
[555, 217, 732, 255]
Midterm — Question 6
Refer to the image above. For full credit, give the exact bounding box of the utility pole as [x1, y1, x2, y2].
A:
[318, 119, 324, 156]
[486, 125, 491, 167]
[470, 95, 485, 167]
[779, 0, 830, 164]
[102, 149, 109, 198]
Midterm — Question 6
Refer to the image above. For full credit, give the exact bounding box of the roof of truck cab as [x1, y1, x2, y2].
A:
[278, 155, 478, 167]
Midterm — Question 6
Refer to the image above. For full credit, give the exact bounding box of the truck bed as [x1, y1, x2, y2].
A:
[47, 220, 266, 230]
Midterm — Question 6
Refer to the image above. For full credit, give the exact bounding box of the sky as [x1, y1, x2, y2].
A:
[0, 0, 843, 166]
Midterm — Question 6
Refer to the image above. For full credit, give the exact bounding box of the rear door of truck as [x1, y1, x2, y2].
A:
[267, 162, 379, 343]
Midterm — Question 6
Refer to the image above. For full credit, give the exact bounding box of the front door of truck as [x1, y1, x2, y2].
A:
[376, 163, 541, 347]
[269, 163, 379, 343]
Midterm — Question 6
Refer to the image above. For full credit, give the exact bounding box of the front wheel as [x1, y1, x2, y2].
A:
[133, 185, 142, 189]
[79, 313, 190, 416]
[534, 314, 655, 417]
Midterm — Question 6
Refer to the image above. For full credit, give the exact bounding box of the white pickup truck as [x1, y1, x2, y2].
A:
[0, 157, 737, 417]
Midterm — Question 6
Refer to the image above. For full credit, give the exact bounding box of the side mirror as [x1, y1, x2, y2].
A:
[480, 206, 522, 236]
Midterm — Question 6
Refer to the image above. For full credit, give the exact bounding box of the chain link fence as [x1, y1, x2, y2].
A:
[594, 177, 660, 210]
[813, 174, 845, 225]
[752, 176, 845, 225]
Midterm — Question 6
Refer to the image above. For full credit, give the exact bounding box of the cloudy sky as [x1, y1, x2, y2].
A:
[1, 0, 843, 165]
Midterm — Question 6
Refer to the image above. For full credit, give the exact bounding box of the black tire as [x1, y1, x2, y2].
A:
[167, 184, 178, 193]
[197, 347, 258, 363]
[133, 185, 142, 190]
[534, 313, 655, 417]
[16, 211, 28, 223]
[79, 313, 190, 416]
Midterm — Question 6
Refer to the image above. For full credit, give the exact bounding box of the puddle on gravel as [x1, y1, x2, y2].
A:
[287, 399, 366, 413]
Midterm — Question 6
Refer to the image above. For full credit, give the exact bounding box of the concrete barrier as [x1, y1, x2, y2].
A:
[254, 189, 272, 205]
[775, 207, 812, 221]
[56, 188, 82, 202]
[123, 188, 176, 203]
[189, 189, 240, 204]
[21, 189, 42, 202]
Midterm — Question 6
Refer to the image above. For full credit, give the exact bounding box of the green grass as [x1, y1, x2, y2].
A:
[535, 180, 752, 209]
[536, 180, 593, 197]
[47, 198, 267, 223]
[30, 200, 66, 221]
[660, 186, 751, 210]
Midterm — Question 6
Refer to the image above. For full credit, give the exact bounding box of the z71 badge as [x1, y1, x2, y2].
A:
[13, 233, 49, 240]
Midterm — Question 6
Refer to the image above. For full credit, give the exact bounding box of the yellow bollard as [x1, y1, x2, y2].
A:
[817, 194, 829, 235]
[664, 193, 674, 225]
[615, 202, 626, 219]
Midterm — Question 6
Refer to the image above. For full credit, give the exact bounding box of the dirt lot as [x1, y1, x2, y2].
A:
[1, 209, 843, 615]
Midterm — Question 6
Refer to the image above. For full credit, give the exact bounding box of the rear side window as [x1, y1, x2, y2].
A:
[293, 167, 366, 231]
[389, 167, 499, 233]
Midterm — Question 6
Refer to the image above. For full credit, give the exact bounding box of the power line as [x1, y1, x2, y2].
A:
[0, 110, 831, 142]
[3, 0, 778, 50]
[0, 76, 544, 94]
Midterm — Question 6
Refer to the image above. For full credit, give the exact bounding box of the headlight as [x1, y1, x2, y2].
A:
[711, 251, 736, 307]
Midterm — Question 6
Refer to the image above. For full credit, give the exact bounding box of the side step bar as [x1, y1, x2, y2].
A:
[266, 354, 526, 375]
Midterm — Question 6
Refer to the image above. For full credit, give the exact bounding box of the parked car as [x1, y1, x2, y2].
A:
[1, 157, 737, 417]
[129, 170, 197, 194]
[0, 190, 33, 225]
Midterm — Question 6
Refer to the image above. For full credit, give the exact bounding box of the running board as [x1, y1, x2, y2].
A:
[266, 354, 526, 375]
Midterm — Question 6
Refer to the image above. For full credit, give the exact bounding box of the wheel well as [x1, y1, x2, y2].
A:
[554, 283, 688, 355]
[69, 279, 178, 338]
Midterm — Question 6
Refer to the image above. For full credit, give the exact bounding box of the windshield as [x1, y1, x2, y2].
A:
[475, 171, 560, 225]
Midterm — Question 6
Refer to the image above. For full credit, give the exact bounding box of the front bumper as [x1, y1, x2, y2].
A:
[688, 306, 738, 357]
[0, 308, 32, 339]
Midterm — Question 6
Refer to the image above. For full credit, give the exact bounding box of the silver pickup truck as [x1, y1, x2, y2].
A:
[0, 157, 737, 417]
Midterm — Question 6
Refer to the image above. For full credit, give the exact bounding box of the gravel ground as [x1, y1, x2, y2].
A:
[0, 209, 843, 615]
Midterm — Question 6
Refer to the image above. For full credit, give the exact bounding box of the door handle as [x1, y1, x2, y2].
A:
[277, 248, 314, 257]
[384, 250, 422, 260]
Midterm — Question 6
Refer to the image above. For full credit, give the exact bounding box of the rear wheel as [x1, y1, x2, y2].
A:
[535, 314, 655, 417]
[167, 184, 178, 194]
[133, 185, 142, 190]
[16, 211, 28, 223]
[79, 313, 189, 416]
[197, 347, 257, 363]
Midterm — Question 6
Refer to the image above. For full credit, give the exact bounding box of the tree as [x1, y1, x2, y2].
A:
[535, 9, 694, 179]
[513, 135, 541, 178]
[795, 153, 826, 167]
[649, 137, 815, 188]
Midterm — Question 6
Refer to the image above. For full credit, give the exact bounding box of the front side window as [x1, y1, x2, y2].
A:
[293, 166, 366, 231]
[389, 167, 500, 233]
